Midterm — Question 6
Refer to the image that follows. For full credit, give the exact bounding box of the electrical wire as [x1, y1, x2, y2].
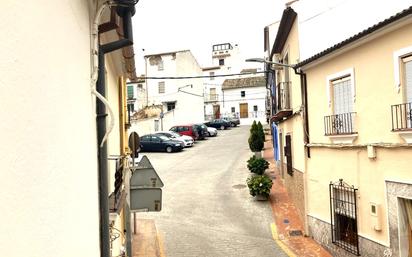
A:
[140, 71, 267, 80]
[90, 1, 116, 147]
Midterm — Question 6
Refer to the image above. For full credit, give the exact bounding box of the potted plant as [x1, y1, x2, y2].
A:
[246, 175, 273, 200]
[247, 156, 269, 175]
[248, 121, 264, 157]
[257, 121, 265, 143]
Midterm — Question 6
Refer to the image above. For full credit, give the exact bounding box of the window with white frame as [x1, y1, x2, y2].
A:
[158, 60, 164, 71]
[332, 76, 353, 115]
[158, 82, 165, 94]
[210, 72, 215, 80]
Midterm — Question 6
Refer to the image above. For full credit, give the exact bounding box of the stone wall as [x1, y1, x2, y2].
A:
[308, 216, 389, 257]
[283, 164, 305, 226]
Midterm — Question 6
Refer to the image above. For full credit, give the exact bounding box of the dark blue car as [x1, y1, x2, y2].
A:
[140, 134, 184, 153]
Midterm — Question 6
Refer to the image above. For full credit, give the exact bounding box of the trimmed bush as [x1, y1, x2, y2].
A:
[247, 156, 269, 175]
[257, 121, 265, 143]
[248, 121, 264, 152]
[246, 175, 273, 198]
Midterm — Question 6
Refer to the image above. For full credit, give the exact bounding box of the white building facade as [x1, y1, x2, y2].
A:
[203, 43, 242, 120]
[221, 76, 267, 125]
[130, 50, 204, 135]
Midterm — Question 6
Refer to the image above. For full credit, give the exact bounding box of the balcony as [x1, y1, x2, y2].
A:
[271, 82, 292, 122]
[391, 102, 412, 131]
[204, 93, 219, 103]
[391, 102, 412, 143]
[324, 112, 357, 144]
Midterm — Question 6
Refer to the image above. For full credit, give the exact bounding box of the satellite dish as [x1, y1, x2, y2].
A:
[128, 132, 140, 158]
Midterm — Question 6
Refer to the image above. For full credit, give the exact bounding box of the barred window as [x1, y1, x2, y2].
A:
[158, 82, 165, 94]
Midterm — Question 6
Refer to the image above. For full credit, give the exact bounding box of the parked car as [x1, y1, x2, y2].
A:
[206, 127, 218, 137]
[222, 116, 240, 127]
[170, 124, 199, 140]
[194, 123, 209, 140]
[204, 119, 231, 130]
[140, 134, 184, 153]
[155, 131, 194, 147]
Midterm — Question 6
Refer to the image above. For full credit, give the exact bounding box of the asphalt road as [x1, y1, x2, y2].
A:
[137, 126, 288, 257]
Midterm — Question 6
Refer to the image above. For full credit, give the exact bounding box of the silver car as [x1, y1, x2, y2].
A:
[155, 131, 194, 147]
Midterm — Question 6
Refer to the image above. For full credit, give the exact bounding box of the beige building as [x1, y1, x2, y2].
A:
[0, 1, 137, 256]
[270, 4, 412, 257]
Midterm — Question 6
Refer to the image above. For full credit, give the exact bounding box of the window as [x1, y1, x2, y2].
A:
[231, 107, 235, 113]
[167, 102, 175, 111]
[241, 91, 245, 97]
[332, 76, 353, 115]
[137, 83, 143, 89]
[219, 59, 224, 66]
[285, 135, 292, 176]
[127, 85, 134, 99]
[253, 105, 258, 111]
[402, 55, 412, 103]
[158, 82, 165, 94]
[329, 180, 359, 255]
[158, 60, 164, 71]
[210, 72, 215, 80]
[154, 120, 159, 131]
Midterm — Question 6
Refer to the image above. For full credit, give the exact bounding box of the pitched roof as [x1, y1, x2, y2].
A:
[296, 5, 412, 68]
[144, 50, 190, 58]
[222, 76, 266, 90]
[271, 7, 297, 56]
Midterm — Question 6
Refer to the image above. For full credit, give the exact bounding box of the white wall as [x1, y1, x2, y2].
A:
[0, 1, 100, 257]
[222, 86, 267, 125]
[145, 51, 204, 124]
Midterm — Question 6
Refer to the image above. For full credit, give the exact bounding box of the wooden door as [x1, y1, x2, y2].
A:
[213, 104, 220, 119]
[239, 103, 248, 118]
[284, 135, 293, 176]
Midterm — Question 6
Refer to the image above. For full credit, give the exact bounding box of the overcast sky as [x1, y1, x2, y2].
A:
[132, 0, 284, 73]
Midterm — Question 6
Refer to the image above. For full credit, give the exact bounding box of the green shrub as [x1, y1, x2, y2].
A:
[248, 121, 264, 152]
[246, 175, 273, 197]
[247, 156, 269, 175]
[257, 121, 265, 143]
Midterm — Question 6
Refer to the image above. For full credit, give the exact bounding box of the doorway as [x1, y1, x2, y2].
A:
[239, 103, 248, 118]
[399, 198, 412, 257]
[213, 104, 220, 119]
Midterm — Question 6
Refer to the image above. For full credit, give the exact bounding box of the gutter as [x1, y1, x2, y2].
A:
[95, 2, 137, 257]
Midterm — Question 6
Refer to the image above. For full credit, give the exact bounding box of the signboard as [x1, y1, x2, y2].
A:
[130, 156, 164, 188]
[130, 188, 162, 212]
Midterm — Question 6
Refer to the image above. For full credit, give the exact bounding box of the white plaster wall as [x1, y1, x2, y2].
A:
[145, 51, 204, 125]
[0, 1, 100, 256]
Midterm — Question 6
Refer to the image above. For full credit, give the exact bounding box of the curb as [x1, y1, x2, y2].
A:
[270, 223, 297, 257]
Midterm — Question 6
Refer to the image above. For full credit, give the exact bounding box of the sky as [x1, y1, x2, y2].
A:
[131, 0, 412, 75]
[132, 0, 284, 74]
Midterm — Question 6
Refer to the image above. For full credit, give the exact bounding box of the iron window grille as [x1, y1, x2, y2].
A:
[329, 179, 360, 256]
[391, 102, 412, 131]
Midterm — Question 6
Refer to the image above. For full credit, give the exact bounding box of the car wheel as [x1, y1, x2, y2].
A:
[220, 125, 225, 130]
[208, 132, 211, 136]
[166, 146, 173, 153]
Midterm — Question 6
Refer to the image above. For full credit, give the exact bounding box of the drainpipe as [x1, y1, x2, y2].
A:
[96, 2, 137, 257]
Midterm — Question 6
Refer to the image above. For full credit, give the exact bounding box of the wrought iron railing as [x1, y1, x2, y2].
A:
[204, 93, 219, 102]
[324, 112, 357, 135]
[276, 82, 291, 112]
[329, 179, 360, 256]
[391, 102, 412, 131]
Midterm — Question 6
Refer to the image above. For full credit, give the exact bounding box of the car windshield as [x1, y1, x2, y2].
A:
[159, 135, 170, 141]
[169, 131, 181, 138]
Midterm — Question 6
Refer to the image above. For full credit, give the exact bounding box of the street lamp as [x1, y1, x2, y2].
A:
[245, 58, 295, 70]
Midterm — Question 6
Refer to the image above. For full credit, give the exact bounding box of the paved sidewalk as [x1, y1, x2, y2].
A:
[132, 219, 165, 257]
[263, 135, 332, 257]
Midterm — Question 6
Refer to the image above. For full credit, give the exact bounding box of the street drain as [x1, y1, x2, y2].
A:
[289, 230, 303, 236]
[232, 184, 246, 189]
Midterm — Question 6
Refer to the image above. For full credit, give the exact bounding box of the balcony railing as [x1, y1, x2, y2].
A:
[391, 102, 412, 131]
[204, 93, 219, 102]
[324, 112, 357, 135]
[277, 82, 291, 111]
[271, 82, 292, 122]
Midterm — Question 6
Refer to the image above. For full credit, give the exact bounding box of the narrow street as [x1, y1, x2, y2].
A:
[136, 126, 287, 257]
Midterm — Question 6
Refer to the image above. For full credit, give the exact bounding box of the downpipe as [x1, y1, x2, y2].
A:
[94, 2, 136, 257]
